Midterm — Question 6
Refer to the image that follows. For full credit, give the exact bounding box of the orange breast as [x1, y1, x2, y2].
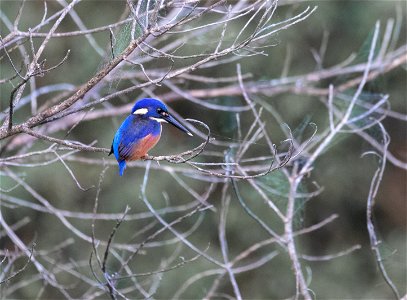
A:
[128, 133, 160, 161]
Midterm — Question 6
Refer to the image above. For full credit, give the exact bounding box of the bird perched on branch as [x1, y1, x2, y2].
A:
[109, 98, 193, 176]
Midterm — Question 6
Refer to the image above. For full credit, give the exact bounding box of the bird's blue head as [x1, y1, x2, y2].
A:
[131, 98, 193, 136]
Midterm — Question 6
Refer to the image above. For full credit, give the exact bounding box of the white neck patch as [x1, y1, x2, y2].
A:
[150, 117, 167, 123]
[133, 108, 148, 115]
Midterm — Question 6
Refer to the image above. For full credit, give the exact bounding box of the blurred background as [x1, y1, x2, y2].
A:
[0, 0, 406, 299]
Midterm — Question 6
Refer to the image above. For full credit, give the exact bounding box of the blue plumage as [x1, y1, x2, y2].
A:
[109, 98, 192, 176]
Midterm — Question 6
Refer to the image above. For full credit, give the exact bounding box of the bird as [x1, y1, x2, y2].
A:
[109, 98, 193, 176]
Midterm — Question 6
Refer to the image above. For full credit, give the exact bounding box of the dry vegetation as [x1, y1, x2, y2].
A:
[0, 0, 406, 299]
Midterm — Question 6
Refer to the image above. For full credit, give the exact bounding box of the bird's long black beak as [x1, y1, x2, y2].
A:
[163, 113, 193, 136]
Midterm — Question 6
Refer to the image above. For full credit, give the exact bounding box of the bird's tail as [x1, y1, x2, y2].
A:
[118, 160, 126, 176]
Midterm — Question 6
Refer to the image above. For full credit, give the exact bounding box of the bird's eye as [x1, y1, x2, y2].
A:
[157, 108, 168, 116]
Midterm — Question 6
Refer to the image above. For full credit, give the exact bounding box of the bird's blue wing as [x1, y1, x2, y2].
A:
[112, 115, 160, 161]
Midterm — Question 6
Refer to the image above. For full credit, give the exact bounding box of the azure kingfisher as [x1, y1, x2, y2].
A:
[109, 98, 193, 176]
